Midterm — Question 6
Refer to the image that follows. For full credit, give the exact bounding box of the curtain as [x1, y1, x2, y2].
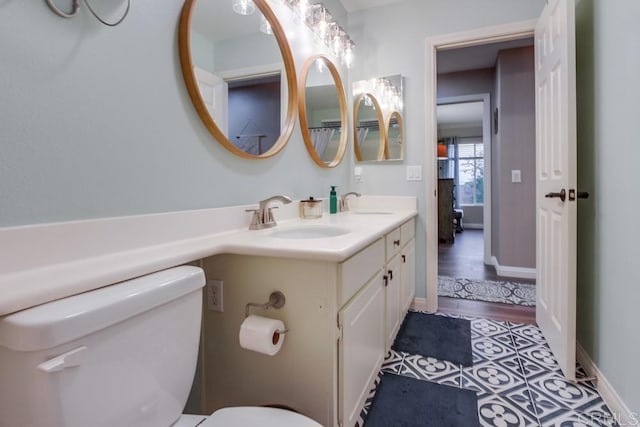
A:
[311, 128, 335, 159]
[357, 127, 369, 148]
[442, 136, 459, 208]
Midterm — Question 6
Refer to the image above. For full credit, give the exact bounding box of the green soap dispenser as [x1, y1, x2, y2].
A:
[330, 186, 338, 214]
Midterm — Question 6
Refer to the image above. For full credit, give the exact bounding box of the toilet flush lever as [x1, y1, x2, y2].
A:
[37, 346, 87, 373]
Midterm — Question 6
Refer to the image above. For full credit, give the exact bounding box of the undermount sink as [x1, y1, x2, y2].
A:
[269, 225, 350, 239]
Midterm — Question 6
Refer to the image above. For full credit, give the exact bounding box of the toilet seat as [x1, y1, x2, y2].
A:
[201, 407, 322, 427]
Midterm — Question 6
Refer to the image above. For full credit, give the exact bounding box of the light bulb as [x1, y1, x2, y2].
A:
[296, 0, 309, 20]
[232, 0, 255, 15]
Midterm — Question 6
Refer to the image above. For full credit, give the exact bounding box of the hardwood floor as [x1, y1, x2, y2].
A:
[437, 229, 536, 324]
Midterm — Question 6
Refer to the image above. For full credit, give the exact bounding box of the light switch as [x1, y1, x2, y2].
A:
[354, 166, 363, 183]
[406, 165, 423, 181]
[511, 170, 522, 183]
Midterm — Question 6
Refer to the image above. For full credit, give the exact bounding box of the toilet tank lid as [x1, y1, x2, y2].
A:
[0, 266, 205, 352]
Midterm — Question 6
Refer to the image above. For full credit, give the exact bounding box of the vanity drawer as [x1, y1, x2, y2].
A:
[338, 238, 385, 306]
[385, 227, 401, 261]
[401, 218, 415, 244]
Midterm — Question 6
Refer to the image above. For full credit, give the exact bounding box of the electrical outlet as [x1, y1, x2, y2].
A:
[206, 279, 223, 312]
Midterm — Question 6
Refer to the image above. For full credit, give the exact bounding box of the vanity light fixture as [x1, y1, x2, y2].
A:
[44, 0, 131, 27]
[294, 0, 311, 20]
[281, 0, 355, 68]
[233, 0, 256, 15]
[342, 39, 355, 68]
[358, 77, 402, 112]
[311, 4, 331, 40]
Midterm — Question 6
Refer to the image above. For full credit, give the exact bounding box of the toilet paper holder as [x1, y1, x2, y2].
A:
[245, 291, 289, 334]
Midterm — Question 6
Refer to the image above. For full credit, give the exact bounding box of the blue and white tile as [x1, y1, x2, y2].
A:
[381, 349, 404, 374]
[471, 318, 510, 338]
[518, 343, 561, 372]
[472, 335, 514, 362]
[477, 393, 539, 427]
[509, 323, 547, 346]
[462, 354, 527, 396]
[398, 353, 462, 388]
[528, 371, 604, 419]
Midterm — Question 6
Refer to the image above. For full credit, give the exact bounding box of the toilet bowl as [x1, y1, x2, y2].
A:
[0, 267, 321, 427]
[175, 407, 322, 427]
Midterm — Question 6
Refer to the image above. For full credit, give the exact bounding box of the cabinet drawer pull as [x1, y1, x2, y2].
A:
[383, 275, 388, 287]
[388, 269, 393, 280]
[402, 255, 406, 263]
[393, 239, 400, 246]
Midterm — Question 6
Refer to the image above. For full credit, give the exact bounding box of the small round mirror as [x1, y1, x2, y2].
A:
[353, 93, 384, 161]
[179, 0, 297, 159]
[385, 111, 404, 160]
[298, 55, 348, 168]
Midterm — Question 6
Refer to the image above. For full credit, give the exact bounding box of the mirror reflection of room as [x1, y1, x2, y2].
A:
[354, 93, 384, 161]
[303, 57, 344, 164]
[352, 75, 404, 162]
[188, 0, 287, 155]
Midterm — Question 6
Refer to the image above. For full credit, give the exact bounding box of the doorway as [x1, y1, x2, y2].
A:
[424, 0, 579, 382]
[432, 36, 537, 313]
[423, 20, 539, 314]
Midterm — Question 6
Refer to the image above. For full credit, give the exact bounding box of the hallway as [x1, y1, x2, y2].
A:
[437, 229, 536, 325]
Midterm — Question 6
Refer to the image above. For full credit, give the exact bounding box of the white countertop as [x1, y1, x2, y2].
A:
[0, 196, 417, 316]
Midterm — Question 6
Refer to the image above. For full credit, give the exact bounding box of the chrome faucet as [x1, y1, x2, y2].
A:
[339, 192, 361, 212]
[246, 195, 293, 230]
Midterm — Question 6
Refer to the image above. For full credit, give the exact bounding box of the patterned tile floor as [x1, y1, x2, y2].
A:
[358, 313, 618, 427]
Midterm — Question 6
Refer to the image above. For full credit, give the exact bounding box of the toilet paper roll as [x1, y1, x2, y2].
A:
[239, 315, 286, 356]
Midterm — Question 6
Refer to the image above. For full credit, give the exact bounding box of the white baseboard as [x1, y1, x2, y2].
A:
[576, 344, 637, 425]
[491, 256, 537, 280]
[411, 297, 436, 313]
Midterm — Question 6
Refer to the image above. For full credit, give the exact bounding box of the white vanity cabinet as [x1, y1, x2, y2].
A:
[338, 269, 385, 427]
[400, 218, 416, 313]
[384, 218, 416, 348]
[200, 219, 415, 427]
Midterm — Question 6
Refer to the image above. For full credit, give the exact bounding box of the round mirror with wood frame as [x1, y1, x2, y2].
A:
[178, 0, 297, 159]
[298, 55, 348, 168]
[384, 110, 404, 160]
[353, 93, 385, 161]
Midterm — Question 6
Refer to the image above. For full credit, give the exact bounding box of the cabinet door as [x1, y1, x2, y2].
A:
[339, 270, 385, 427]
[385, 254, 402, 349]
[400, 238, 416, 313]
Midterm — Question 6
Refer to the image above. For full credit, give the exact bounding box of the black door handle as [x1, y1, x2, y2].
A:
[545, 189, 566, 202]
[568, 189, 590, 201]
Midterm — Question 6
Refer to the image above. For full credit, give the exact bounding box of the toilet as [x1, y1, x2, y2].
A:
[0, 266, 321, 427]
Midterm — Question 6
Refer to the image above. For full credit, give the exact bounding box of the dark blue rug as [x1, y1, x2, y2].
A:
[392, 312, 472, 366]
[363, 373, 479, 426]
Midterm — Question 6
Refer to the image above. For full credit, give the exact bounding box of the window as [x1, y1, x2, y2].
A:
[456, 142, 484, 205]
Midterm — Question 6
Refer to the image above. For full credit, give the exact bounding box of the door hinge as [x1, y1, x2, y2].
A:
[337, 324, 343, 342]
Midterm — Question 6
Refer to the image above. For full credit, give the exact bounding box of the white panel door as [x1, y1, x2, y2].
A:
[194, 67, 228, 134]
[535, 0, 577, 380]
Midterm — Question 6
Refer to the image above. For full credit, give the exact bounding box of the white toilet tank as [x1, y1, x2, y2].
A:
[0, 266, 205, 427]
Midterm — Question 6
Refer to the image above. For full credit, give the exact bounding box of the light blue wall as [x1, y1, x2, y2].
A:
[575, 0, 640, 414]
[347, 0, 545, 299]
[0, 1, 350, 227]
